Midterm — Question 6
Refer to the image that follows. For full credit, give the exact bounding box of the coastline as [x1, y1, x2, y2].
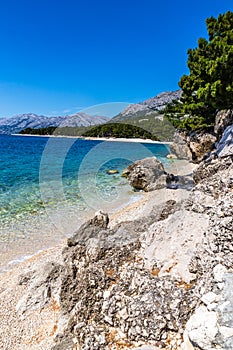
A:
[0, 134, 174, 274]
[0, 159, 196, 349]
[0, 189, 144, 274]
[12, 133, 172, 144]
[1, 115, 231, 350]
[0, 157, 194, 274]
[0, 183, 193, 274]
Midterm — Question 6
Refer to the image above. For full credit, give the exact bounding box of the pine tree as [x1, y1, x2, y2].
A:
[166, 11, 233, 131]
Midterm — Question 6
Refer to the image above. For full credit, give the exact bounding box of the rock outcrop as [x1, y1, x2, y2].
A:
[170, 131, 216, 163]
[188, 132, 217, 162]
[52, 203, 202, 350]
[170, 110, 233, 163]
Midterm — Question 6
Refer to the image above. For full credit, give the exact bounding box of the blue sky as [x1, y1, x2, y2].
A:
[0, 0, 232, 118]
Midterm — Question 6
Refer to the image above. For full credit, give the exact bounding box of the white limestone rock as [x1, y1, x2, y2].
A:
[185, 306, 218, 349]
[201, 292, 218, 306]
[213, 264, 227, 283]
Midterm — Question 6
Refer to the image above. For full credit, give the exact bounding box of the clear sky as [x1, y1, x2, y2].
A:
[0, 0, 232, 117]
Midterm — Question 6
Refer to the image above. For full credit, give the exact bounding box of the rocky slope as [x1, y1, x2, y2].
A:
[169, 109, 233, 163]
[182, 129, 233, 349]
[0, 113, 109, 134]
[2, 111, 232, 350]
[112, 90, 181, 121]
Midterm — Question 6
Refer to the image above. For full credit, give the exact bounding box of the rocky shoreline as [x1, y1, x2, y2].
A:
[0, 111, 232, 350]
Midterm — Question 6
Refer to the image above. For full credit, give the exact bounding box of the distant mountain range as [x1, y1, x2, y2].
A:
[0, 90, 181, 134]
[112, 90, 181, 121]
[0, 113, 109, 134]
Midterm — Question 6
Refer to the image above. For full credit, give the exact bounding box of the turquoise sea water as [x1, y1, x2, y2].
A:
[0, 135, 170, 269]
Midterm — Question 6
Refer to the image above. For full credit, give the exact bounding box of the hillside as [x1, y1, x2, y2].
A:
[107, 90, 181, 141]
[0, 113, 108, 134]
[6, 90, 181, 138]
[110, 112, 176, 141]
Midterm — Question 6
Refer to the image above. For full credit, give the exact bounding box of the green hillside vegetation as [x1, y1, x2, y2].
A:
[19, 125, 92, 136]
[82, 123, 159, 140]
[53, 126, 92, 136]
[165, 11, 233, 131]
[20, 126, 57, 135]
[19, 123, 159, 140]
[113, 112, 175, 141]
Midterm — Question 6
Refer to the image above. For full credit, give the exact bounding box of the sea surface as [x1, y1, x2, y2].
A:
[0, 135, 170, 270]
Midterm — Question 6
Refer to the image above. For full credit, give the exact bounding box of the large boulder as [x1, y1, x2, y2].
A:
[122, 157, 166, 191]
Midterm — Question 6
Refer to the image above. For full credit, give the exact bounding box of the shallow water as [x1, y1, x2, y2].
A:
[0, 135, 170, 270]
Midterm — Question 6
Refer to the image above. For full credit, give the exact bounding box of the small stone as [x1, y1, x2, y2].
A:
[185, 306, 218, 349]
[218, 300, 231, 313]
[170, 339, 176, 346]
[207, 302, 218, 311]
[104, 315, 113, 325]
[132, 346, 161, 350]
[219, 326, 233, 339]
[201, 292, 217, 306]
[74, 322, 85, 331]
[213, 264, 227, 283]
[182, 332, 195, 350]
[167, 154, 177, 159]
[106, 169, 119, 175]
[217, 282, 225, 290]
[103, 290, 111, 299]
[177, 338, 182, 346]
[161, 332, 167, 339]
[142, 328, 149, 337]
[117, 307, 128, 320]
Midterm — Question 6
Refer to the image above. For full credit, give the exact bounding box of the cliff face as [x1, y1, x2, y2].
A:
[15, 113, 233, 350]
